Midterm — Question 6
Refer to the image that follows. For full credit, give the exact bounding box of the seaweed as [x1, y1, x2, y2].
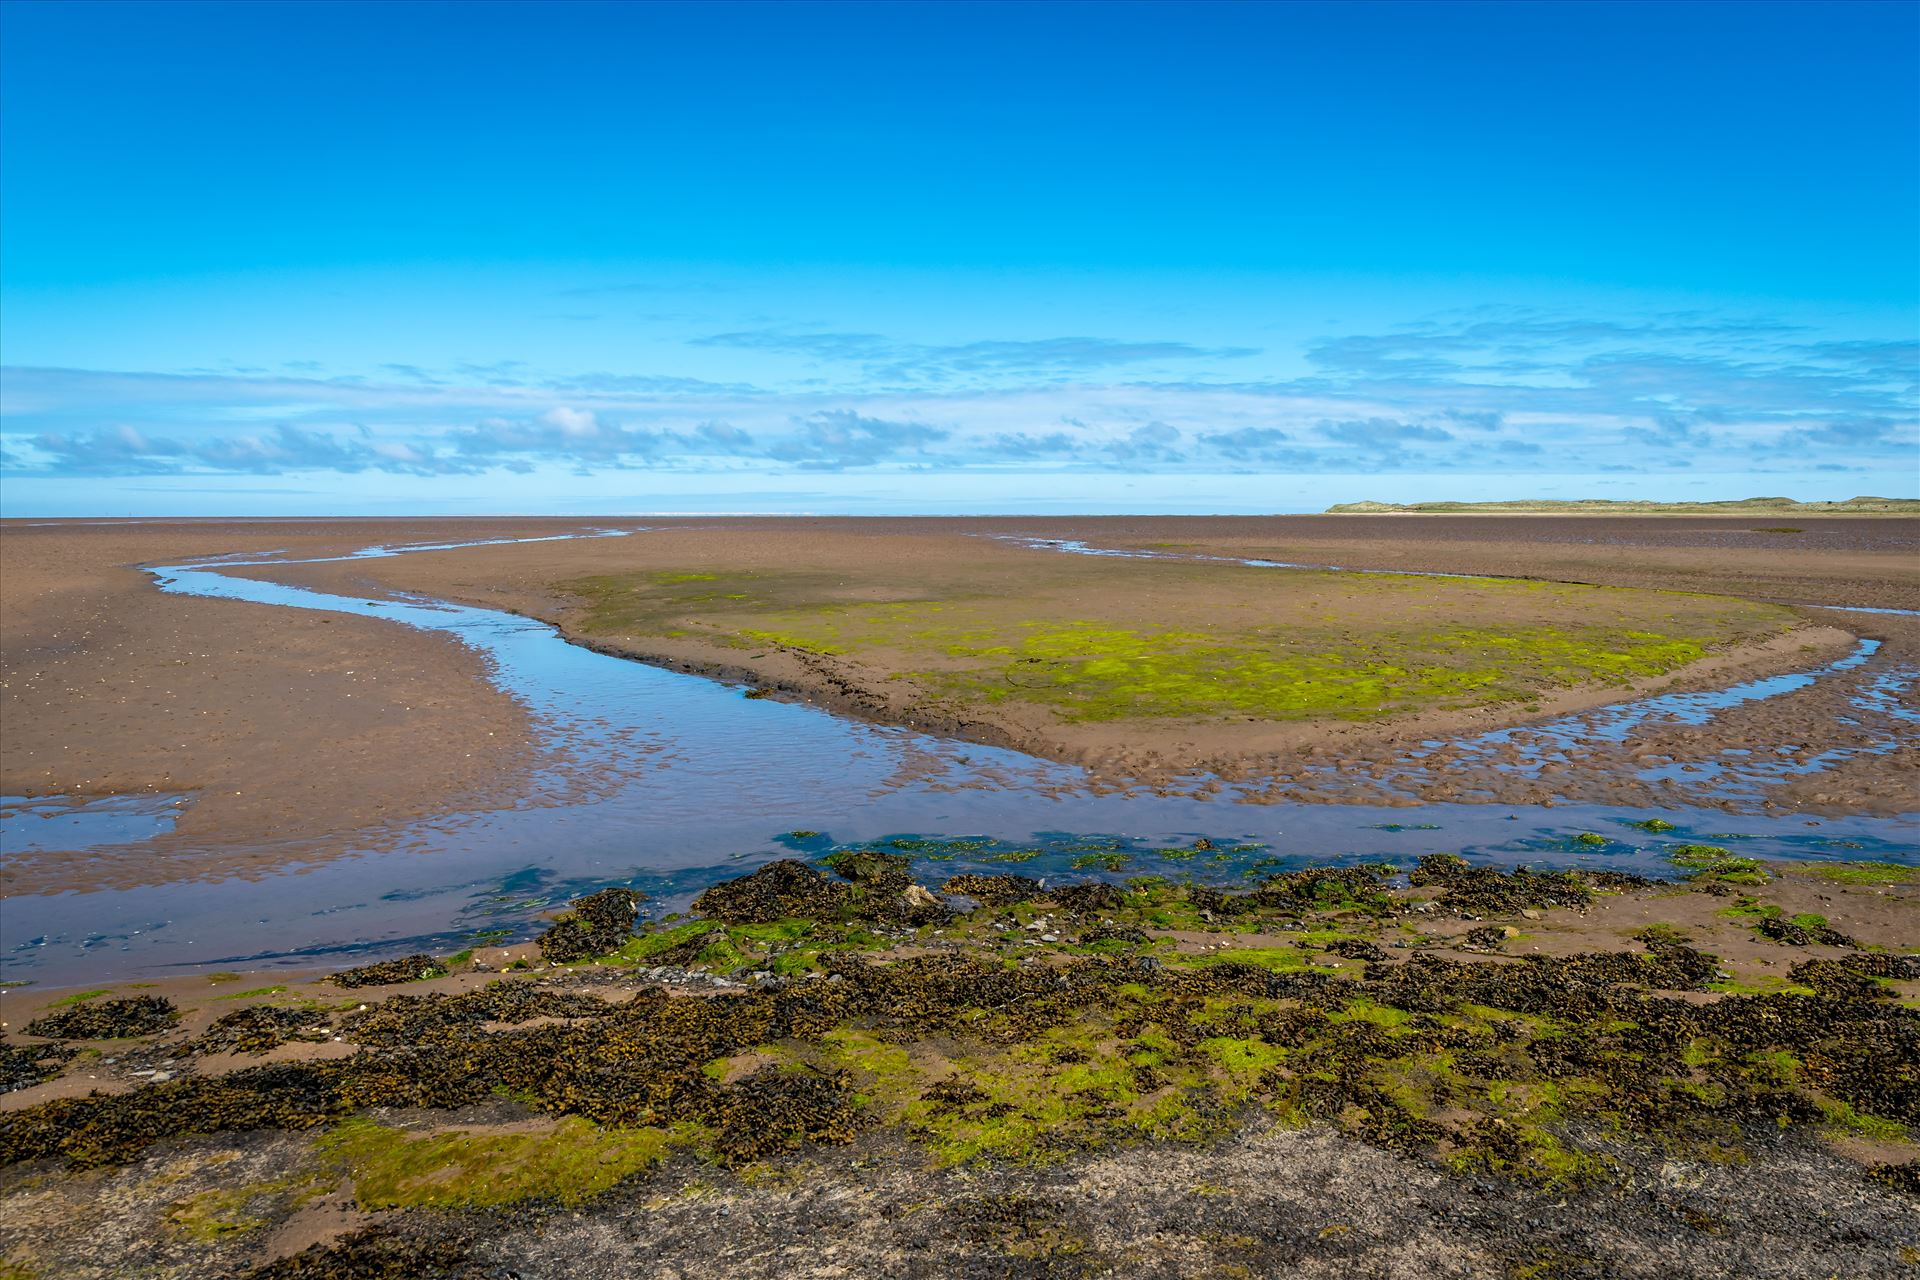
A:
[4, 863, 1914, 1211]
[536, 888, 644, 962]
[1049, 882, 1126, 915]
[710, 1065, 864, 1163]
[344, 982, 616, 1047]
[1755, 916, 1857, 948]
[941, 874, 1042, 907]
[241, 1226, 473, 1279]
[824, 849, 952, 925]
[23, 996, 178, 1041]
[1788, 954, 1911, 1001]
[1, 1041, 74, 1091]
[1245, 866, 1396, 915]
[193, 1006, 331, 1056]
[1407, 854, 1591, 917]
[694, 860, 849, 923]
[1867, 1162, 1920, 1197]
[1668, 846, 1771, 887]
[331, 955, 446, 989]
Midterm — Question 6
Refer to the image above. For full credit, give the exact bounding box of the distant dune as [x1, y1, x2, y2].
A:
[1325, 496, 1920, 515]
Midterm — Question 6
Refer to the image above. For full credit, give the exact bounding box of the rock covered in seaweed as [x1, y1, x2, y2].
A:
[693, 861, 849, 924]
[536, 888, 645, 962]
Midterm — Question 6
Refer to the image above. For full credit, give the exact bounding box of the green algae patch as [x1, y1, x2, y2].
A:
[163, 1171, 329, 1242]
[558, 559, 1795, 729]
[1668, 847, 1771, 887]
[1797, 861, 1916, 885]
[318, 1116, 677, 1210]
[7, 862, 1913, 1218]
[44, 990, 110, 1008]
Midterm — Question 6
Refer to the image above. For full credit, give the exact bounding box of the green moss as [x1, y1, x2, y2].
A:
[317, 1116, 677, 1209]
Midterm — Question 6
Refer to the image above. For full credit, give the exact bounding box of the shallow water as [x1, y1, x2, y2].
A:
[0, 794, 187, 852]
[1, 531, 1914, 986]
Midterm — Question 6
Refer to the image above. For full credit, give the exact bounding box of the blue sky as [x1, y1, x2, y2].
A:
[2, 0, 1915, 515]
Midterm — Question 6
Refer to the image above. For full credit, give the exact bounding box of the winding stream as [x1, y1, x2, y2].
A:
[1, 530, 1914, 986]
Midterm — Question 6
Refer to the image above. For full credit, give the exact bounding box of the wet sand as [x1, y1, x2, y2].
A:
[0, 521, 584, 892]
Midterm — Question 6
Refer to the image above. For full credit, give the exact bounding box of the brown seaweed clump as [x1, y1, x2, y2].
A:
[331, 955, 446, 989]
[345, 982, 615, 1047]
[1867, 1162, 1920, 1197]
[1788, 954, 1909, 1001]
[1408, 854, 1591, 916]
[241, 1225, 473, 1279]
[940, 874, 1042, 906]
[536, 888, 644, 962]
[694, 860, 849, 924]
[193, 1006, 331, 1056]
[22, 996, 178, 1041]
[709, 1065, 865, 1162]
[693, 855, 951, 927]
[1050, 882, 1126, 914]
[1756, 916, 1857, 947]
[2, 1042, 75, 1091]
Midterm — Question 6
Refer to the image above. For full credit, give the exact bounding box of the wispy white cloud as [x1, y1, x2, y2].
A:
[690, 330, 1262, 383]
[2, 310, 1913, 482]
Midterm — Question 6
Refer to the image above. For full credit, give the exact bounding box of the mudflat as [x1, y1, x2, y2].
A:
[0, 520, 574, 892]
[246, 514, 1917, 815]
[3, 515, 1916, 892]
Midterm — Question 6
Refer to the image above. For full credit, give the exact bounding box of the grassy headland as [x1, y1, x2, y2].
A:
[1326, 496, 1920, 515]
